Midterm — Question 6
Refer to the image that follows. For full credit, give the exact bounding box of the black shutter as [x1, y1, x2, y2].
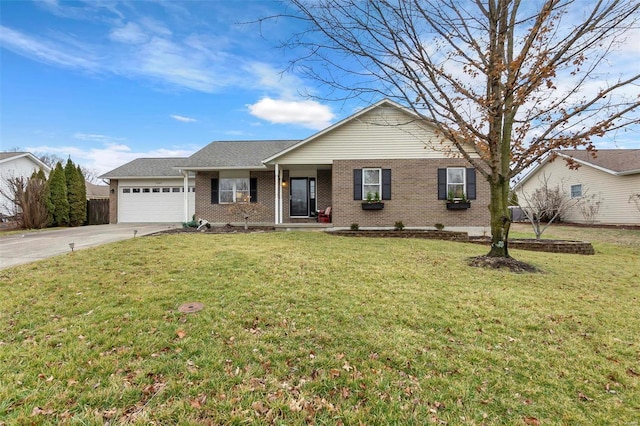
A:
[382, 169, 391, 200]
[250, 178, 257, 203]
[353, 169, 362, 200]
[211, 178, 219, 204]
[437, 168, 447, 200]
[466, 168, 476, 200]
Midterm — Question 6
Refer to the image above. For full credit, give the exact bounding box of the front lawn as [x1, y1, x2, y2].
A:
[1, 228, 638, 424]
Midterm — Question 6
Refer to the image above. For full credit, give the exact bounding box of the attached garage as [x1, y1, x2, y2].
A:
[118, 182, 195, 223]
[99, 158, 195, 224]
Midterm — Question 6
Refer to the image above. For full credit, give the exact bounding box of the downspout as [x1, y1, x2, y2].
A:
[182, 170, 189, 223]
[274, 163, 279, 224]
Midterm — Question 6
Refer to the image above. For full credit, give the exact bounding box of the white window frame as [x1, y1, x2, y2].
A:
[570, 184, 583, 199]
[219, 178, 250, 204]
[447, 167, 466, 200]
[362, 168, 382, 200]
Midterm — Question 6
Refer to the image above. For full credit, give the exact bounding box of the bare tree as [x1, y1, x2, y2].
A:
[225, 195, 270, 230]
[517, 173, 580, 239]
[0, 175, 50, 229]
[577, 193, 603, 225]
[630, 193, 640, 217]
[37, 153, 100, 184]
[269, 0, 640, 258]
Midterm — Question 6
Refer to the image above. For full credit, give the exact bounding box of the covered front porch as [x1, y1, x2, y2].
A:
[273, 164, 332, 224]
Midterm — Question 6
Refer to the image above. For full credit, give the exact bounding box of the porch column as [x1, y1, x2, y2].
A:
[274, 163, 280, 224]
[182, 170, 189, 223]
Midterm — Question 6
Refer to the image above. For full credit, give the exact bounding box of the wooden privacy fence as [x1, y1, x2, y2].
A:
[87, 199, 109, 225]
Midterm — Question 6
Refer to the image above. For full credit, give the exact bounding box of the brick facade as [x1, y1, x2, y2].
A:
[193, 158, 489, 227]
[195, 171, 276, 223]
[109, 179, 118, 223]
[331, 158, 491, 228]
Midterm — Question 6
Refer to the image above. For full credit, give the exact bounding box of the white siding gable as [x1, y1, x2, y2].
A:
[0, 155, 49, 216]
[270, 105, 461, 165]
[518, 158, 640, 225]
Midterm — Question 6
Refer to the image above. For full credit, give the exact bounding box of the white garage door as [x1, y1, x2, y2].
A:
[118, 186, 195, 223]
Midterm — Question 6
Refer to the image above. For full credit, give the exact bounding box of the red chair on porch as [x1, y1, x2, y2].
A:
[317, 206, 332, 223]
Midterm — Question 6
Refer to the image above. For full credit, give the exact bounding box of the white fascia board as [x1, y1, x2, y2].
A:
[173, 165, 269, 172]
[105, 175, 186, 180]
[555, 152, 620, 176]
[0, 152, 52, 173]
[511, 155, 552, 190]
[262, 98, 422, 165]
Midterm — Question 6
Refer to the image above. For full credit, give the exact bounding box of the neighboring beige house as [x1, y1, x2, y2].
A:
[0, 152, 51, 218]
[514, 149, 640, 225]
[101, 99, 491, 230]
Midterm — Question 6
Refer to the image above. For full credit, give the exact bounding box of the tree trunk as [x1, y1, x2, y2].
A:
[487, 178, 511, 258]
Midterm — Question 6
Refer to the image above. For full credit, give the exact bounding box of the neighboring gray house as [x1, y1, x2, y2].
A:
[514, 149, 640, 225]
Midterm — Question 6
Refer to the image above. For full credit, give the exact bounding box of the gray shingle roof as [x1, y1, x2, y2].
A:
[182, 140, 300, 169]
[99, 158, 188, 178]
[0, 152, 28, 161]
[558, 149, 640, 173]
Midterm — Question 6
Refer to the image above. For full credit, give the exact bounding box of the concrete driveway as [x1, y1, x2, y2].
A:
[0, 223, 179, 270]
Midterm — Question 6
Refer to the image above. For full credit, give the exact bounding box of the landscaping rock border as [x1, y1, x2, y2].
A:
[329, 230, 595, 255]
[469, 237, 595, 255]
[329, 230, 469, 241]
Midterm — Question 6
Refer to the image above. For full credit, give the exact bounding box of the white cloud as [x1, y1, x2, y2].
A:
[0, 25, 100, 72]
[73, 132, 126, 143]
[170, 114, 197, 123]
[109, 22, 149, 45]
[26, 143, 194, 176]
[247, 98, 335, 130]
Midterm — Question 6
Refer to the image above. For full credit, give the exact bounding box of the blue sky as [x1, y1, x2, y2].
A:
[1, 1, 638, 177]
[1, 0, 343, 175]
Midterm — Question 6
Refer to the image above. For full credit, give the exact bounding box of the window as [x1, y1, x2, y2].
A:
[132, 188, 141, 193]
[122, 188, 131, 193]
[142, 188, 150, 193]
[172, 187, 181, 193]
[571, 184, 583, 198]
[447, 168, 466, 200]
[353, 169, 391, 200]
[219, 178, 249, 203]
[152, 188, 160, 193]
[437, 168, 476, 201]
[162, 188, 170, 193]
[362, 168, 381, 200]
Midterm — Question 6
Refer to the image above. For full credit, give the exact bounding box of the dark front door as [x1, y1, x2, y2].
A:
[290, 178, 309, 216]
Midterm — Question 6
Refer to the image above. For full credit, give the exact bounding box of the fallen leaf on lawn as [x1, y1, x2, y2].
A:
[189, 394, 207, 409]
[176, 330, 187, 339]
[31, 406, 54, 416]
[67, 379, 78, 386]
[524, 417, 540, 425]
[289, 398, 304, 412]
[342, 362, 353, 372]
[341, 387, 351, 399]
[251, 400, 269, 415]
[329, 368, 341, 378]
[578, 392, 593, 402]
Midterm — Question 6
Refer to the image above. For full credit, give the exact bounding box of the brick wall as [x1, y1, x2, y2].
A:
[195, 171, 276, 223]
[109, 179, 118, 223]
[317, 169, 332, 212]
[332, 159, 491, 228]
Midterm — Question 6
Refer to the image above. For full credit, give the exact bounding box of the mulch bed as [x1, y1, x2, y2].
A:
[149, 224, 276, 235]
[467, 255, 541, 273]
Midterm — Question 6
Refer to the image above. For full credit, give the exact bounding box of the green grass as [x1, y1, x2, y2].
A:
[1, 228, 639, 424]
